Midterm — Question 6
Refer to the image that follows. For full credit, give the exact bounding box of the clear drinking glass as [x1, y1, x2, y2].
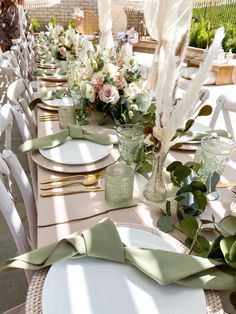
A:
[70, 88, 89, 125]
[201, 136, 236, 177]
[105, 163, 134, 207]
[116, 124, 144, 165]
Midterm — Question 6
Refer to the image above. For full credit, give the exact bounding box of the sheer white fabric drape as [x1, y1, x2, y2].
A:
[97, 0, 114, 49]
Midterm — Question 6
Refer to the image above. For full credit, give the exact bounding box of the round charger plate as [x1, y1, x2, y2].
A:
[32, 147, 119, 173]
[39, 139, 113, 165]
[26, 223, 223, 314]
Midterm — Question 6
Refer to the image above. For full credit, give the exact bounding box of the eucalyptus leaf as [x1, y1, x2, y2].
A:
[193, 190, 207, 210]
[218, 215, 236, 236]
[166, 161, 182, 172]
[180, 192, 194, 207]
[190, 181, 207, 192]
[137, 161, 152, 176]
[220, 235, 236, 268]
[197, 104, 212, 116]
[194, 235, 211, 256]
[183, 119, 195, 131]
[157, 216, 173, 233]
[206, 172, 220, 194]
[184, 162, 201, 173]
[207, 235, 224, 259]
[229, 240, 236, 262]
[173, 165, 191, 182]
[180, 216, 198, 239]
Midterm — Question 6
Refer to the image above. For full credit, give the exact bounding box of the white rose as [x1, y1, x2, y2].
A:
[124, 83, 141, 99]
[85, 83, 96, 103]
[102, 63, 118, 77]
[99, 84, 120, 105]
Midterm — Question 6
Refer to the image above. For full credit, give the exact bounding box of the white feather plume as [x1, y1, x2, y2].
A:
[160, 27, 225, 152]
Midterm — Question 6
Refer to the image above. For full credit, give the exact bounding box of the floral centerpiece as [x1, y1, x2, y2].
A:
[70, 43, 152, 124]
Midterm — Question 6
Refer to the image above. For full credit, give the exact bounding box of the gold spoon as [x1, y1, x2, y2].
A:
[41, 174, 100, 190]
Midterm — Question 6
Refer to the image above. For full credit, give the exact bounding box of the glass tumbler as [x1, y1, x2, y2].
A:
[116, 124, 144, 165]
[201, 136, 236, 177]
[105, 163, 134, 207]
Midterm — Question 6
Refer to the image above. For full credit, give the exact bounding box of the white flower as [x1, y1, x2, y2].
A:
[123, 82, 141, 100]
[128, 111, 134, 119]
[85, 83, 96, 103]
[99, 84, 120, 104]
[102, 63, 118, 77]
[72, 7, 84, 19]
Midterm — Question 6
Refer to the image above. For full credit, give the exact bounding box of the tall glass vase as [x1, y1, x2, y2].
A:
[143, 152, 167, 203]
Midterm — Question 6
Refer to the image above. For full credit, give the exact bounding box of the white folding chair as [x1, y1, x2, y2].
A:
[209, 94, 236, 140]
[0, 104, 37, 314]
[0, 104, 37, 251]
[7, 78, 37, 138]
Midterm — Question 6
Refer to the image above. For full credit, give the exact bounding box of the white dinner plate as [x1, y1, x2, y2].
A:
[42, 97, 73, 108]
[39, 138, 113, 165]
[42, 227, 206, 314]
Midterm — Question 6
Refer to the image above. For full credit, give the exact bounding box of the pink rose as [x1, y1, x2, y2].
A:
[59, 47, 67, 57]
[113, 73, 127, 89]
[99, 84, 120, 104]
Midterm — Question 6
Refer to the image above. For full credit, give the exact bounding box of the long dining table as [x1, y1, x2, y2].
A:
[27, 80, 236, 313]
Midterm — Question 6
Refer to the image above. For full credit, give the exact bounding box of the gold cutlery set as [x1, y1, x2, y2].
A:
[39, 114, 59, 122]
[40, 173, 104, 197]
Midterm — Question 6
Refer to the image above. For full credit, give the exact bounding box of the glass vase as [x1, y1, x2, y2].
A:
[143, 152, 167, 203]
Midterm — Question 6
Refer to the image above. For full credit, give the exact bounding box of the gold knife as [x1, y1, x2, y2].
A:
[217, 182, 236, 188]
[40, 186, 104, 197]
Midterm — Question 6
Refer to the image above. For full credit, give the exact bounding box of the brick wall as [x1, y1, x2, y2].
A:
[27, 1, 143, 33]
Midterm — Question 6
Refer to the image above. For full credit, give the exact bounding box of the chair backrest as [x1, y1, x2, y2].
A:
[0, 104, 37, 248]
[7, 78, 37, 138]
[209, 94, 236, 140]
[0, 104, 37, 281]
[83, 10, 99, 35]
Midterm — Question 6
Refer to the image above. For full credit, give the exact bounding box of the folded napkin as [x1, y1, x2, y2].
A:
[19, 125, 118, 153]
[1, 219, 236, 290]
[192, 129, 231, 141]
[185, 130, 232, 141]
[29, 89, 69, 111]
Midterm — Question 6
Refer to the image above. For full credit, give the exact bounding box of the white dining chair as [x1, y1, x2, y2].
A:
[0, 103, 38, 314]
[209, 94, 236, 140]
[7, 78, 37, 138]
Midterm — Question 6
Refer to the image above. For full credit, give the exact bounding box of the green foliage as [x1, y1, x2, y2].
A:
[68, 20, 76, 29]
[157, 161, 220, 232]
[50, 18, 58, 27]
[30, 18, 40, 33]
[190, 6, 236, 52]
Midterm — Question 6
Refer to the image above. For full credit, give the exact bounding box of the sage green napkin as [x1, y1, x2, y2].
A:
[192, 129, 231, 141]
[29, 89, 69, 110]
[1, 219, 236, 290]
[19, 125, 118, 153]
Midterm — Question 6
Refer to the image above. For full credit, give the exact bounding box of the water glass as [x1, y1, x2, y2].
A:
[70, 89, 89, 125]
[200, 136, 236, 177]
[116, 124, 144, 164]
[105, 163, 134, 207]
[58, 106, 76, 129]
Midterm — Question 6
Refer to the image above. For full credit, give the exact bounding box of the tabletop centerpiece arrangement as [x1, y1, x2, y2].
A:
[140, 0, 225, 204]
